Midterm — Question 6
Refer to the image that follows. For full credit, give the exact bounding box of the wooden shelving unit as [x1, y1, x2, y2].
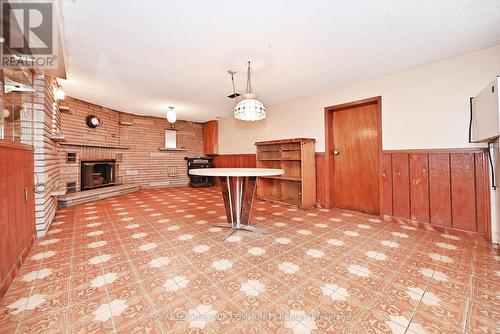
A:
[255, 138, 316, 208]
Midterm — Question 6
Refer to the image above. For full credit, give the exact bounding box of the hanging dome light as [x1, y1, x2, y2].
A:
[53, 87, 65, 100]
[167, 106, 177, 123]
[234, 62, 266, 121]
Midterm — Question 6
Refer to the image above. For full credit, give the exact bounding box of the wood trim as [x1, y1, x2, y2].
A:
[0, 139, 34, 151]
[383, 148, 487, 154]
[255, 138, 316, 145]
[325, 96, 382, 112]
[324, 96, 382, 211]
[383, 215, 486, 241]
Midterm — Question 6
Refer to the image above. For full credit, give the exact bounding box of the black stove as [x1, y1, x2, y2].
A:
[185, 157, 215, 187]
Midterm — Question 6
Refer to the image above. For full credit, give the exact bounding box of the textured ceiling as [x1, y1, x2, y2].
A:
[60, 0, 500, 121]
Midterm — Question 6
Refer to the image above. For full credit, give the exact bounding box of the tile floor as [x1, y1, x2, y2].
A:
[0, 187, 499, 333]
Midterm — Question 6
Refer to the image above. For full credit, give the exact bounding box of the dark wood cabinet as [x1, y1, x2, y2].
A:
[203, 120, 218, 155]
[0, 140, 36, 298]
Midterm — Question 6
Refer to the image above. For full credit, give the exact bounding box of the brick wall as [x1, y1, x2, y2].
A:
[59, 96, 203, 191]
[33, 75, 61, 236]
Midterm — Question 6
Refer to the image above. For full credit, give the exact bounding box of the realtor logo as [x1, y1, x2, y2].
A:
[1, 0, 58, 69]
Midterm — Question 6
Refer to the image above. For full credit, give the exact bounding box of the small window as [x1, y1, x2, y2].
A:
[165, 129, 177, 149]
[67, 152, 77, 163]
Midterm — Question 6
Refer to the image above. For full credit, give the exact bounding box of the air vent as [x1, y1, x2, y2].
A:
[67, 152, 77, 163]
[66, 182, 77, 193]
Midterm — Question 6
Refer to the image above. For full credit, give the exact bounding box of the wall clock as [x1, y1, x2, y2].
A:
[86, 115, 101, 128]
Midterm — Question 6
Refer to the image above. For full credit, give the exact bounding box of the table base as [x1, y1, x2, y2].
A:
[217, 176, 265, 240]
[213, 223, 267, 240]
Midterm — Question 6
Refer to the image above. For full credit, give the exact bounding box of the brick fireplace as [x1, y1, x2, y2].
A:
[81, 160, 116, 190]
[57, 96, 204, 194]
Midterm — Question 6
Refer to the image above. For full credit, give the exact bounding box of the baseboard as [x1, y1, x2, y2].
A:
[0, 234, 36, 299]
[383, 215, 487, 241]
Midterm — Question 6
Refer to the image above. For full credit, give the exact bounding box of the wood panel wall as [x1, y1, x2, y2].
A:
[212, 154, 257, 186]
[380, 150, 490, 238]
[0, 141, 36, 298]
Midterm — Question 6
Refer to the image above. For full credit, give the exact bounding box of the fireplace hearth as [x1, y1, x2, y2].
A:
[81, 160, 116, 191]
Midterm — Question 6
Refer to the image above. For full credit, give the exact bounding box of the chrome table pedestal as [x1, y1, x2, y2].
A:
[188, 168, 284, 241]
[214, 176, 267, 240]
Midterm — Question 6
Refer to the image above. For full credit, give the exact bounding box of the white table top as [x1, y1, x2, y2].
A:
[189, 168, 284, 177]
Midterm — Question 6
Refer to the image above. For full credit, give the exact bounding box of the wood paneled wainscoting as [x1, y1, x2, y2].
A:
[380, 149, 491, 240]
[0, 141, 36, 298]
[212, 154, 257, 186]
[212, 154, 257, 169]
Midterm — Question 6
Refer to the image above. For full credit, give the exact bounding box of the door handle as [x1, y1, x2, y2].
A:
[24, 188, 28, 204]
[333, 150, 340, 156]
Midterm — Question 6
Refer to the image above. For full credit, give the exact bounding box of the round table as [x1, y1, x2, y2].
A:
[189, 168, 284, 240]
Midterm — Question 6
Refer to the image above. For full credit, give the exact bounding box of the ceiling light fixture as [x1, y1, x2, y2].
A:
[234, 61, 266, 121]
[54, 87, 65, 100]
[227, 70, 240, 99]
[167, 106, 177, 123]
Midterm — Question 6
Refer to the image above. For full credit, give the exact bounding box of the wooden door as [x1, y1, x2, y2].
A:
[332, 102, 380, 214]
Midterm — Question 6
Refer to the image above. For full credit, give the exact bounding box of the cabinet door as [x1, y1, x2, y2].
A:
[0, 146, 9, 280]
[203, 121, 218, 155]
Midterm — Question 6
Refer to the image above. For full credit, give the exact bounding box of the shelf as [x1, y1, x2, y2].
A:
[58, 105, 70, 113]
[50, 188, 67, 196]
[49, 134, 66, 143]
[60, 142, 129, 149]
[158, 148, 187, 152]
[256, 137, 316, 209]
[260, 175, 301, 182]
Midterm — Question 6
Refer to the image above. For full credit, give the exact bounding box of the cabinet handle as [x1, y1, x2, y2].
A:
[24, 188, 28, 204]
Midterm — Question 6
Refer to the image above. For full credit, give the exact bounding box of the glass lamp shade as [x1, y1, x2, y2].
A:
[53, 87, 65, 100]
[234, 95, 266, 121]
[167, 109, 177, 123]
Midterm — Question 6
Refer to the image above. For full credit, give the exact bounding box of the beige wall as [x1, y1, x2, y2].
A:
[219, 44, 500, 153]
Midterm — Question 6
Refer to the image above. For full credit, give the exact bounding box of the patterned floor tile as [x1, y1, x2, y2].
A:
[0, 186, 498, 333]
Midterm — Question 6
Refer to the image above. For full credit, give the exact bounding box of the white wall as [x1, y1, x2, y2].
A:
[490, 141, 500, 244]
[219, 44, 500, 154]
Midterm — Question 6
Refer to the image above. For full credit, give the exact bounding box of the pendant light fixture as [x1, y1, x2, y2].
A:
[167, 106, 176, 123]
[234, 61, 266, 121]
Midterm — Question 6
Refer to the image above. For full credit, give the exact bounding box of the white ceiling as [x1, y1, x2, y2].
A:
[60, 0, 500, 122]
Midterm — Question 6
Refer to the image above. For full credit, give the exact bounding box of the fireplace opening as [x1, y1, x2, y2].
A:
[81, 160, 116, 191]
